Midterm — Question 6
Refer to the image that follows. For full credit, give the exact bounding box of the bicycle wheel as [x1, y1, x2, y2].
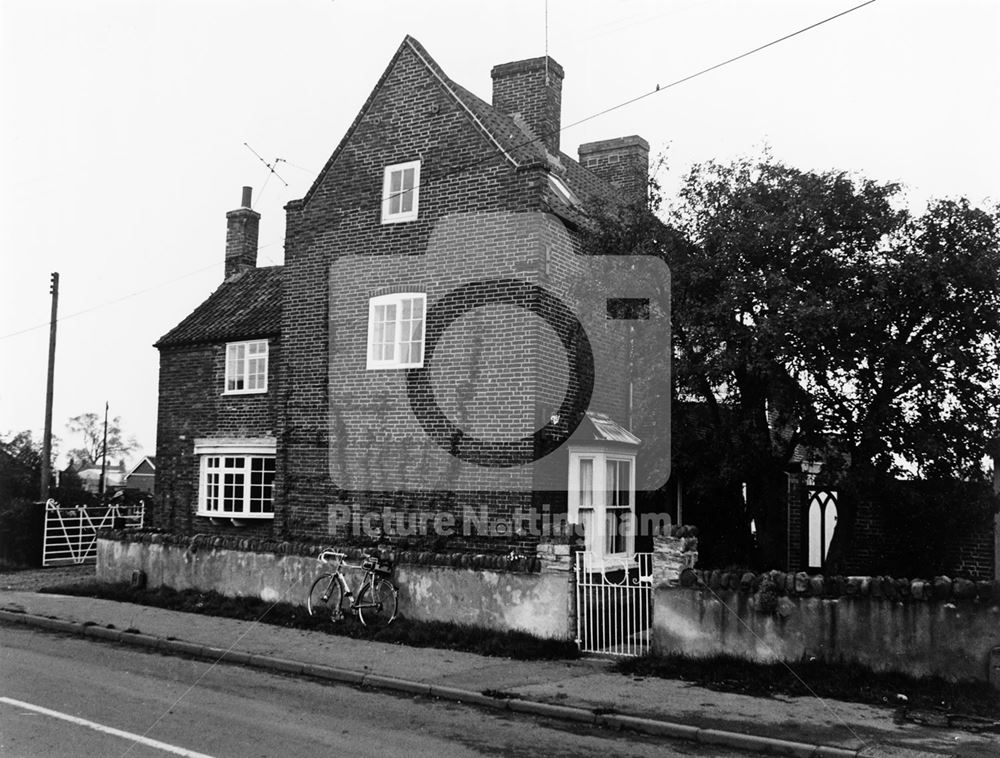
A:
[307, 573, 345, 622]
[357, 577, 398, 627]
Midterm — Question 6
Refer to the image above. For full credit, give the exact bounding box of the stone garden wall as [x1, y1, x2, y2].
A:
[97, 529, 576, 639]
[653, 568, 1000, 686]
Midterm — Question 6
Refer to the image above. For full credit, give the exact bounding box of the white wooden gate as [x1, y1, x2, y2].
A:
[574, 552, 653, 656]
[42, 499, 145, 566]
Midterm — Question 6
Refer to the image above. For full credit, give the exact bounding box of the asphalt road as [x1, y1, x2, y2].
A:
[0, 624, 755, 758]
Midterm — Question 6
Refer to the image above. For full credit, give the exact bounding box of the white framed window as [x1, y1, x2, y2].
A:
[195, 439, 276, 520]
[225, 340, 268, 394]
[381, 160, 421, 223]
[806, 489, 838, 570]
[568, 449, 636, 560]
[367, 293, 425, 369]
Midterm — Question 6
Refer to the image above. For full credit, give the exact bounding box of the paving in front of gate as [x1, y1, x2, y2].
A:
[1, 578, 997, 758]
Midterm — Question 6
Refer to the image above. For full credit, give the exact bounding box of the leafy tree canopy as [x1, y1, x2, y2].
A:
[586, 152, 1000, 568]
[65, 413, 137, 468]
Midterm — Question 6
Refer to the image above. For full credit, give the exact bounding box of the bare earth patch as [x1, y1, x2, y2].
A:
[0, 565, 97, 592]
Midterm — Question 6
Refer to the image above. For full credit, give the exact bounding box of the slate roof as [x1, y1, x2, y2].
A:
[155, 267, 282, 348]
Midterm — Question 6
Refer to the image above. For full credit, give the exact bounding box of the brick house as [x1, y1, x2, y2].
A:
[124, 456, 156, 495]
[153, 37, 664, 564]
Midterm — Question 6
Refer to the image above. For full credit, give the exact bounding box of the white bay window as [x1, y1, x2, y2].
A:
[195, 438, 276, 521]
[568, 448, 636, 560]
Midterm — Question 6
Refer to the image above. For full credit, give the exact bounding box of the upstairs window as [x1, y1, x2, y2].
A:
[225, 340, 268, 394]
[381, 160, 421, 223]
[367, 293, 425, 369]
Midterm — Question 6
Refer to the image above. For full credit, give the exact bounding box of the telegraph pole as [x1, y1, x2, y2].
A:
[41, 272, 59, 501]
[99, 401, 109, 501]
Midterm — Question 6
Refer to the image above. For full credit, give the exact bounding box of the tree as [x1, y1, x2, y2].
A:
[1, 430, 46, 472]
[65, 413, 136, 468]
[0, 430, 52, 500]
[786, 195, 1000, 568]
[586, 153, 1000, 569]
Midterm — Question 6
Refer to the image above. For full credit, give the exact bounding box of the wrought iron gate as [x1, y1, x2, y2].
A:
[574, 552, 653, 656]
[42, 499, 145, 566]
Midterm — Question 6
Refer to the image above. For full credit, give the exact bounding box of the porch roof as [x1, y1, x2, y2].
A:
[572, 412, 640, 446]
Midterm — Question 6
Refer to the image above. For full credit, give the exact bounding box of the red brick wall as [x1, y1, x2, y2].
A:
[277, 45, 628, 550]
[786, 473, 995, 580]
[153, 340, 280, 538]
[155, 44, 632, 553]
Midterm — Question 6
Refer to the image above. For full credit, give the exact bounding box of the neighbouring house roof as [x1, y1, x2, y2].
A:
[126, 456, 156, 477]
[75, 463, 127, 488]
[572, 412, 641, 446]
[155, 267, 282, 348]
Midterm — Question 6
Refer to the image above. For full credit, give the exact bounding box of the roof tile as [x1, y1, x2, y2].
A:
[155, 267, 282, 348]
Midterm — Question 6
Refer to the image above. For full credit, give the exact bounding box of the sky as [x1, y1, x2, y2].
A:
[1, 0, 998, 466]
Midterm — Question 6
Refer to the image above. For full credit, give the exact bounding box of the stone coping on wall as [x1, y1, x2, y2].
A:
[664, 525, 698, 538]
[99, 524, 698, 574]
[99, 529, 552, 573]
[679, 567, 1000, 604]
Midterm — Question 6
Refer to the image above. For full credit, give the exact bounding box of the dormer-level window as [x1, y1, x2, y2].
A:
[225, 340, 268, 394]
[381, 160, 420, 223]
[547, 173, 580, 207]
[367, 293, 425, 369]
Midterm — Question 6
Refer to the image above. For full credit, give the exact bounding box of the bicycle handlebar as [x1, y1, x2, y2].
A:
[318, 548, 384, 568]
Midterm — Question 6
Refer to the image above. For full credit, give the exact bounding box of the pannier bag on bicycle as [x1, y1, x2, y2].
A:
[362, 555, 394, 576]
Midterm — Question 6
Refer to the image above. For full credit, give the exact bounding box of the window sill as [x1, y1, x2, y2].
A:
[365, 363, 424, 371]
[221, 389, 268, 396]
[198, 513, 274, 527]
[380, 213, 418, 225]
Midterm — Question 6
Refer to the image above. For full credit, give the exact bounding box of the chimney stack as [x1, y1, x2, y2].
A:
[225, 186, 260, 279]
[578, 136, 650, 206]
[491, 56, 564, 153]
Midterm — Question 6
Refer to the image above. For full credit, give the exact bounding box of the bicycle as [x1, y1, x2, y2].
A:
[307, 548, 399, 626]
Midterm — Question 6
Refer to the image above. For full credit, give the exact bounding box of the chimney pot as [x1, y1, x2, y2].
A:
[225, 187, 261, 279]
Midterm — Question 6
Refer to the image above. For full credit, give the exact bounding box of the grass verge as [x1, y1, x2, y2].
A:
[618, 653, 1000, 719]
[39, 580, 579, 661]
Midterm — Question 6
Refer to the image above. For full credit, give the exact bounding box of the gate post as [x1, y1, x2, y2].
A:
[536, 522, 581, 642]
[651, 525, 698, 587]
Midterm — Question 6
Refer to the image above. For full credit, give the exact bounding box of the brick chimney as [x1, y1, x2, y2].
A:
[491, 56, 564, 153]
[225, 186, 259, 279]
[578, 136, 650, 206]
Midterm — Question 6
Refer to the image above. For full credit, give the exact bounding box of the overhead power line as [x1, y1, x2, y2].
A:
[381, 0, 879, 207]
[0, 239, 284, 342]
[4, 2, 877, 342]
[564, 0, 879, 133]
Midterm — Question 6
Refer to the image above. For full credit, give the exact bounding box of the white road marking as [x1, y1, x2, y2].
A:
[0, 696, 216, 758]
